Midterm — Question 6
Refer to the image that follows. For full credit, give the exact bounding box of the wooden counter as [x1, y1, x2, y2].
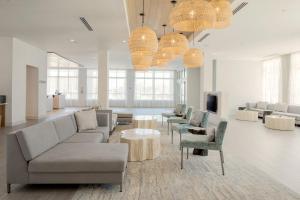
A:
[0, 103, 7, 127]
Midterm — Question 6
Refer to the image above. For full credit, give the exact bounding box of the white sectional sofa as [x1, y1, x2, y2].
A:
[6, 112, 128, 193]
[246, 101, 300, 125]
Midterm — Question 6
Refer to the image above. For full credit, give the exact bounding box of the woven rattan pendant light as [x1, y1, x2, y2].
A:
[169, 0, 216, 32]
[184, 33, 204, 68]
[159, 1, 189, 57]
[211, 0, 232, 29]
[128, 0, 158, 69]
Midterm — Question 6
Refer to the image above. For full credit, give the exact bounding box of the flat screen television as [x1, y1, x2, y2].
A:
[207, 94, 218, 113]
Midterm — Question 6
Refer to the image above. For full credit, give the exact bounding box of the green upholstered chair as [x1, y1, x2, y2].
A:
[166, 107, 193, 135]
[161, 104, 187, 125]
[171, 111, 209, 144]
[180, 116, 228, 175]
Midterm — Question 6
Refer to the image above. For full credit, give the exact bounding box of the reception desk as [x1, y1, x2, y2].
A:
[0, 103, 7, 127]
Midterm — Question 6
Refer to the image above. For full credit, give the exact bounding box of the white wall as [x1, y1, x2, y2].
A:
[216, 59, 262, 118]
[11, 38, 47, 125]
[200, 54, 214, 110]
[187, 68, 200, 109]
[0, 37, 13, 125]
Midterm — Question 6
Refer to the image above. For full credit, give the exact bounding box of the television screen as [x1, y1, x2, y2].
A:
[207, 94, 218, 113]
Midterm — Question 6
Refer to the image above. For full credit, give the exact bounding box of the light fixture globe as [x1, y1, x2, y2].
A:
[128, 26, 158, 55]
[159, 32, 189, 57]
[169, 0, 216, 32]
[131, 51, 153, 70]
[184, 48, 204, 68]
[211, 0, 232, 29]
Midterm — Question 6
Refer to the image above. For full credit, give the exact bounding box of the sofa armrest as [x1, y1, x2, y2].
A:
[96, 112, 109, 127]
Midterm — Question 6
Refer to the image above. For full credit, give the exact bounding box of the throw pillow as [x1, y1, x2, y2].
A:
[189, 111, 204, 127]
[174, 104, 182, 114]
[274, 103, 288, 112]
[75, 109, 98, 132]
[257, 101, 268, 110]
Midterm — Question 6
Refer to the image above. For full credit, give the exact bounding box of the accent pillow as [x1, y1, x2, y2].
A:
[189, 111, 204, 127]
[75, 109, 98, 132]
[257, 101, 268, 110]
[174, 104, 182, 114]
[274, 103, 288, 112]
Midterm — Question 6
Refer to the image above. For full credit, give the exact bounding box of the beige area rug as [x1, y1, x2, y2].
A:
[69, 124, 300, 200]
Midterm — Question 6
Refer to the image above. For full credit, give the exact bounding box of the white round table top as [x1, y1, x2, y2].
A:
[266, 115, 295, 120]
[121, 128, 160, 140]
[134, 115, 157, 120]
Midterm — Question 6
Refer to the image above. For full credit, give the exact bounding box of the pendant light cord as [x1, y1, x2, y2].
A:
[171, 0, 177, 32]
[141, 0, 145, 26]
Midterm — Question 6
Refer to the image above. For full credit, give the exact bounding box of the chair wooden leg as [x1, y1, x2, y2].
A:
[167, 122, 169, 135]
[187, 148, 189, 159]
[181, 147, 183, 169]
[219, 150, 225, 175]
[179, 133, 182, 150]
[162, 116, 164, 126]
[7, 184, 11, 194]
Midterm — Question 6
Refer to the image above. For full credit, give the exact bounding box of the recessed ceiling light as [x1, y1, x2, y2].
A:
[122, 40, 127, 43]
[70, 39, 76, 43]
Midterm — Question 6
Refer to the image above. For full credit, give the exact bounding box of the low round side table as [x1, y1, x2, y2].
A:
[133, 116, 157, 129]
[188, 127, 208, 156]
[120, 128, 160, 161]
[265, 115, 295, 131]
[236, 110, 258, 122]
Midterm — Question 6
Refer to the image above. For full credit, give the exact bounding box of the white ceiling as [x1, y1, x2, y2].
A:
[0, 0, 299, 69]
[0, 0, 130, 68]
[195, 0, 300, 61]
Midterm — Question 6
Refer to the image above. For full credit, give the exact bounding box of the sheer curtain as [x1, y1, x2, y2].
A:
[289, 53, 300, 105]
[86, 69, 98, 107]
[47, 53, 80, 107]
[108, 70, 127, 107]
[134, 70, 175, 108]
[262, 58, 282, 103]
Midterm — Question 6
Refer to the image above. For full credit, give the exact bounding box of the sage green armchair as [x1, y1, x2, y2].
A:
[161, 104, 186, 126]
[180, 117, 228, 175]
[167, 107, 193, 135]
[171, 111, 209, 144]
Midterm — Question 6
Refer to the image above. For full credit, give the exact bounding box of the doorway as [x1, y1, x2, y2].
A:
[26, 65, 39, 119]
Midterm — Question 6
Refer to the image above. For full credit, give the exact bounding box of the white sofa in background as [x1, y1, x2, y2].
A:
[246, 102, 300, 125]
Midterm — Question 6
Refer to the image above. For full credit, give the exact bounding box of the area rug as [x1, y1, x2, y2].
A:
[70, 124, 300, 200]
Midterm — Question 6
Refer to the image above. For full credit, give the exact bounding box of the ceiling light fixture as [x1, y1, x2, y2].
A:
[128, 0, 158, 70]
[169, 0, 216, 32]
[184, 33, 204, 68]
[211, 0, 232, 29]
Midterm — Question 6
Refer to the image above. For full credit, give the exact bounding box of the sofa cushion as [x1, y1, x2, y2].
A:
[267, 104, 276, 111]
[28, 143, 128, 173]
[288, 105, 300, 115]
[16, 122, 59, 161]
[79, 126, 109, 142]
[257, 101, 268, 110]
[274, 103, 288, 112]
[64, 133, 104, 143]
[189, 111, 204, 127]
[53, 115, 77, 142]
[75, 109, 98, 132]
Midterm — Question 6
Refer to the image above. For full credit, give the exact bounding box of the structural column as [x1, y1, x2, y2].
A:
[98, 50, 109, 108]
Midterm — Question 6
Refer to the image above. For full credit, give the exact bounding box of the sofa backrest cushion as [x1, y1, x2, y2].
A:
[16, 122, 59, 161]
[267, 104, 275, 110]
[288, 105, 300, 115]
[53, 115, 77, 142]
[274, 103, 288, 112]
[257, 101, 268, 110]
[75, 109, 98, 132]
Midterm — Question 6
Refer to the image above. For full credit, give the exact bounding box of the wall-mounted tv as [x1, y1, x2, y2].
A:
[207, 94, 218, 113]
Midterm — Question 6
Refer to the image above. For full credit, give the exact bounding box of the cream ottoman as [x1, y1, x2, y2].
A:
[236, 110, 259, 122]
[120, 128, 160, 161]
[265, 115, 295, 131]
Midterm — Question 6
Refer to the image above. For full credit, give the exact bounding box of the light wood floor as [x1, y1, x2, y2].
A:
[0, 110, 300, 199]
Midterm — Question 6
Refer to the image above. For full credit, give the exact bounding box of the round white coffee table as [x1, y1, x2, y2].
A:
[120, 128, 160, 161]
[265, 115, 295, 131]
[133, 115, 157, 129]
[236, 110, 258, 122]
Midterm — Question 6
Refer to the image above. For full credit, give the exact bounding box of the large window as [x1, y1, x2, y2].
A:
[87, 69, 98, 100]
[262, 58, 281, 103]
[109, 70, 126, 100]
[47, 53, 79, 100]
[289, 53, 300, 105]
[135, 71, 174, 101]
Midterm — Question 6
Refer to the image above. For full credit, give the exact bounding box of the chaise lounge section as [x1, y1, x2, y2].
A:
[6, 112, 128, 193]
